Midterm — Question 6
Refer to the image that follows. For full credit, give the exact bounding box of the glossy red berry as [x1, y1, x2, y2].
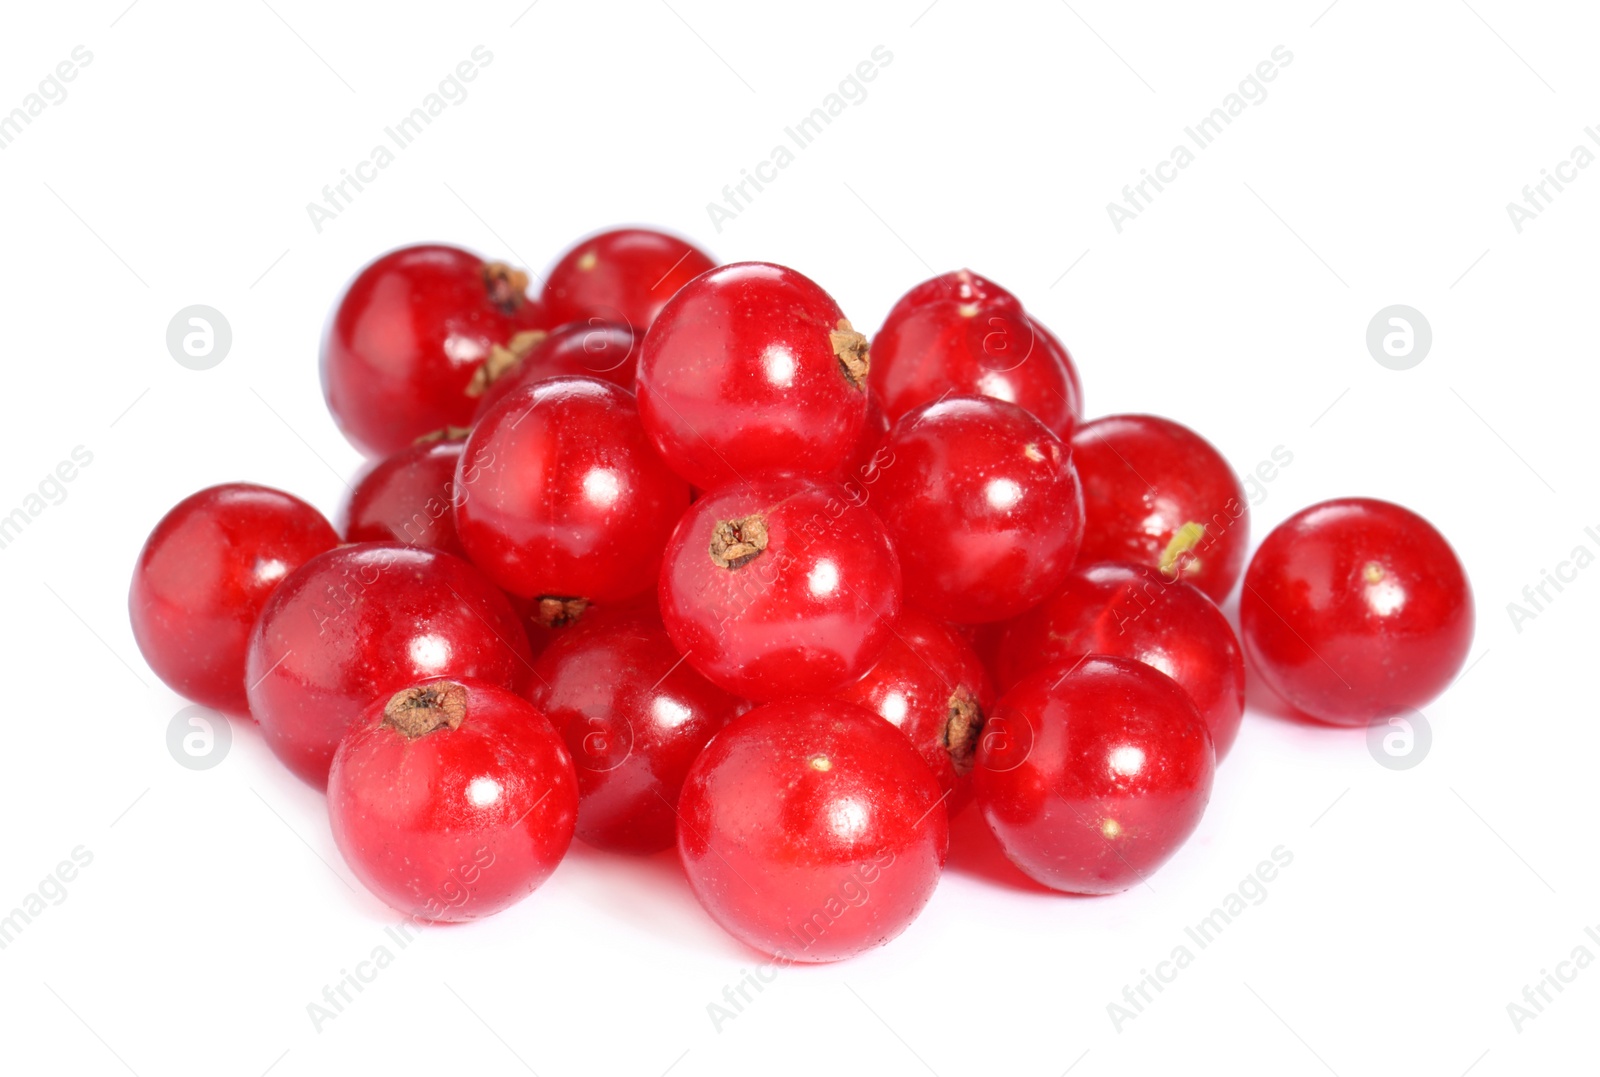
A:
[328, 679, 577, 921]
[130, 484, 339, 716]
[871, 269, 1082, 440]
[974, 656, 1214, 894]
[338, 435, 465, 555]
[1072, 414, 1249, 603]
[871, 395, 1084, 624]
[1031, 316, 1085, 426]
[455, 376, 690, 605]
[834, 387, 892, 485]
[322, 244, 546, 456]
[881, 267, 1016, 325]
[995, 562, 1246, 758]
[541, 228, 715, 331]
[677, 699, 949, 962]
[246, 543, 533, 786]
[635, 262, 870, 490]
[835, 611, 994, 811]
[1240, 498, 1474, 726]
[528, 605, 740, 854]
[658, 474, 901, 700]
[472, 320, 639, 418]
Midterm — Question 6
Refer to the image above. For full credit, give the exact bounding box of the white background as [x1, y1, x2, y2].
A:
[1, 1, 1595, 1074]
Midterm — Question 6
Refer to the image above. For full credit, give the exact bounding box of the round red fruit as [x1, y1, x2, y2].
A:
[130, 484, 338, 716]
[872, 395, 1084, 624]
[455, 376, 690, 605]
[246, 543, 533, 786]
[542, 228, 715, 330]
[322, 244, 546, 456]
[677, 699, 949, 963]
[995, 562, 1246, 759]
[871, 269, 1082, 440]
[529, 605, 740, 854]
[974, 656, 1214, 894]
[1240, 497, 1473, 726]
[835, 611, 994, 811]
[328, 679, 577, 921]
[339, 434, 466, 555]
[834, 387, 891, 486]
[658, 474, 901, 700]
[636, 262, 870, 489]
[1072, 414, 1249, 603]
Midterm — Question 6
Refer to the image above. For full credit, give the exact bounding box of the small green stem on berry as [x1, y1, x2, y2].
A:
[1158, 521, 1207, 581]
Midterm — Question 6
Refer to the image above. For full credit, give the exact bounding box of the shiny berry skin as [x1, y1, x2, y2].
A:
[541, 228, 715, 330]
[528, 605, 740, 854]
[677, 699, 949, 963]
[995, 562, 1246, 759]
[658, 475, 902, 700]
[872, 395, 1085, 624]
[882, 267, 1016, 325]
[328, 679, 577, 922]
[1031, 316, 1086, 424]
[246, 544, 534, 787]
[835, 387, 892, 485]
[130, 484, 339, 716]
[974, 656, 1214, 894]
[1240, 498, 1474, 726]
[472, 320, 639, 418]
[455, 376, 690, 605]
[338, 436, 465, 555]
[635, 262, 870, 490]
[322, 244, 546, 456]
[835, 611, 994, 811]
[871, 269, 1082, 440]
[1072, 414, 1249, 604]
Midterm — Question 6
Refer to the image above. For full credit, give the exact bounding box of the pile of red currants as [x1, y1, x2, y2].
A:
[129, 228, 1475, 962]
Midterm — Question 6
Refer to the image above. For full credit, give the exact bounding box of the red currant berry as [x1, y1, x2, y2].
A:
[872, 395, 1084, 624]
[472, 320, 639, 419]
[871, 270, 1082, 440]
[1031, 315, 1085, 423]
[529, 605, 740, 854]
[835, 611, 994, 811]
[881, 267, 1016, 324]
[328, 679, 577, 921]
[338, 434, 466, 556]
[246, 544, 534, 786]
[1241, 498, 1474, 726]
[995, 562, 1246, 758]
[635, 262, 870, 490]
[1072, 414, 1249, 603]
[834, 387, 892, 485]
[658, 474, 901, 700]
[455, 376, 690, 605]
[974, 656, 1214, 894]
[322, 244, 546, 456]
[677, 699, 949, 962]
[130, 484, 338, 716]
[541, 228, 715, 330]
